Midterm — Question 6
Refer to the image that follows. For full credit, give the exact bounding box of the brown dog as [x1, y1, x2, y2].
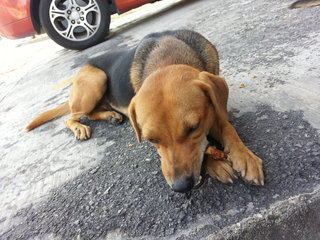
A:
[27, 30, 264, 192]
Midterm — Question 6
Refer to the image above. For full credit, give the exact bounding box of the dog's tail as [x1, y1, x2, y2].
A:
[290, 0, 320, 8]
[26, 102, 70, 131]
[54, 77, 75, 89]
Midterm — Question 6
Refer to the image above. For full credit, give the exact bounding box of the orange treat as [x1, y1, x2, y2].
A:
[205, 146, 228, 160]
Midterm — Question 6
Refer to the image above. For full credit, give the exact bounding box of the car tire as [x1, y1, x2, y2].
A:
[39, 0, 110, 50]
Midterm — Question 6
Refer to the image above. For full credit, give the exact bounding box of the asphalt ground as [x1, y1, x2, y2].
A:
[0, 0, 319, 239]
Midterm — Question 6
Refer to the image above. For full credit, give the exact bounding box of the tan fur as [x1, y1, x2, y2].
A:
[130, 34, 219, 94]
[26, 77, 76, 131]
[27, 31, 264, 189]
[129, 64, 264, 187]
[173, 30, 220, 75]
[206, 159, 235, 183]
[54, 77, 75, 89]
[26, 102, 69, 131]
[142, 37, 204, 80]
[129, 67, 142, 94]
[27, 65, 122, 140]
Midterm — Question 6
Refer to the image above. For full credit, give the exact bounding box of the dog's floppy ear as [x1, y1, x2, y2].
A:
[128, 99, 142, 143]
[195, 72, 229, 121]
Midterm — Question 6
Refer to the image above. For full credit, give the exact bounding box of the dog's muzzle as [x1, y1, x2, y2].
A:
[172, 176, 195, 193]
[171, 157, 208, 193]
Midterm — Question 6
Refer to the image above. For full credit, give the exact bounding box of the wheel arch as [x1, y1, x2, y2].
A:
[30, 0, 41, 33]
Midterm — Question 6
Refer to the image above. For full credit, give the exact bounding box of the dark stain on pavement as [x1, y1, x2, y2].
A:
[1, 105, 319, 239]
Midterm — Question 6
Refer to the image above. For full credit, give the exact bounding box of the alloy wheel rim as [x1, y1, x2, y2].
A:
[49, 0, 102, 41]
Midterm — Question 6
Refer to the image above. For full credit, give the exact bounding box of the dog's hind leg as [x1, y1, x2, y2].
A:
[88, 110, 123, 125]
[65, 65, 107, 140]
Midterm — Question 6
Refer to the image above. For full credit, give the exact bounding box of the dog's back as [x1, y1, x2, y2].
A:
[130, 30, 220, 93]
[88, 49, 136, 108]
[26, 30, 220, 131]
[86, 30, 220, 107]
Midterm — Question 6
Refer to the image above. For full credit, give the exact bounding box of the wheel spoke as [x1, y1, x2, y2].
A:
[69, 0, 77, 7]
[63, 24, 76, 39]
[50, 3, 68, 19]
[84, 0, 99, 13]
[83, 16, 99, 27]
[51, 10, 67, 19]
[82, 22, 97, 37]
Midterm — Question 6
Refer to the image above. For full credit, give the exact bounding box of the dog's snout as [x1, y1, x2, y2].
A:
[172, 176, 195, 193]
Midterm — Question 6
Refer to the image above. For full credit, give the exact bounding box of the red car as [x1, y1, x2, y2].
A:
[0, 0, 160, 50]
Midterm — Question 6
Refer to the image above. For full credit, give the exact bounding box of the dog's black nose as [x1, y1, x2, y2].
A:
[172, 176, 195, 193]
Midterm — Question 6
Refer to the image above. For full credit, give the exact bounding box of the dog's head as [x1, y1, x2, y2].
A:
[129, 65, 228, 192]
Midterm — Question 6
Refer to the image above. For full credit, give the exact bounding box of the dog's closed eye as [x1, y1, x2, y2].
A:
[185, 123, 200, 136]
[148, 138, 160, 144]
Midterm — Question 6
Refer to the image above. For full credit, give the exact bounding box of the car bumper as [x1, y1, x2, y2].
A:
[0, 16, 35, 39]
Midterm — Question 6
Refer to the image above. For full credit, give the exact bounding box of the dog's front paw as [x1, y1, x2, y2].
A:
[66, 119, 92, 140]
[229, 148, 264, 185]
[205, 157, 237, 184]
[73, 124, 91, 140]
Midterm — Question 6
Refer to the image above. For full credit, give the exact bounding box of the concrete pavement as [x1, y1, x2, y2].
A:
[0, 0, 319, 239]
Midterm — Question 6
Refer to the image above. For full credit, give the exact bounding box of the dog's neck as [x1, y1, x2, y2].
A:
[130, 36, 205, 93]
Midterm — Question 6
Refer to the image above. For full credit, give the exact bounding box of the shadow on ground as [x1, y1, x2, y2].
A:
[1, 105, 319, 239]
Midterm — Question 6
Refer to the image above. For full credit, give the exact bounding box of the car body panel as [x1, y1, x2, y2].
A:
[0, 0, 30, 25]
[115, 0, 155, 12]
[0, 16, 35, 39]
[114, 0, 138, 12]
[0, 0, 35, 39]
[0, 0, 159, 39]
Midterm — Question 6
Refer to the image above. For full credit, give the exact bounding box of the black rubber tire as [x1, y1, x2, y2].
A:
[39, 0, 110, 50]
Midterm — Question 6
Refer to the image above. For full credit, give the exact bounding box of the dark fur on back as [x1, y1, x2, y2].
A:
[88, 30, 219, 109]
[88, 49, 136, 108]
